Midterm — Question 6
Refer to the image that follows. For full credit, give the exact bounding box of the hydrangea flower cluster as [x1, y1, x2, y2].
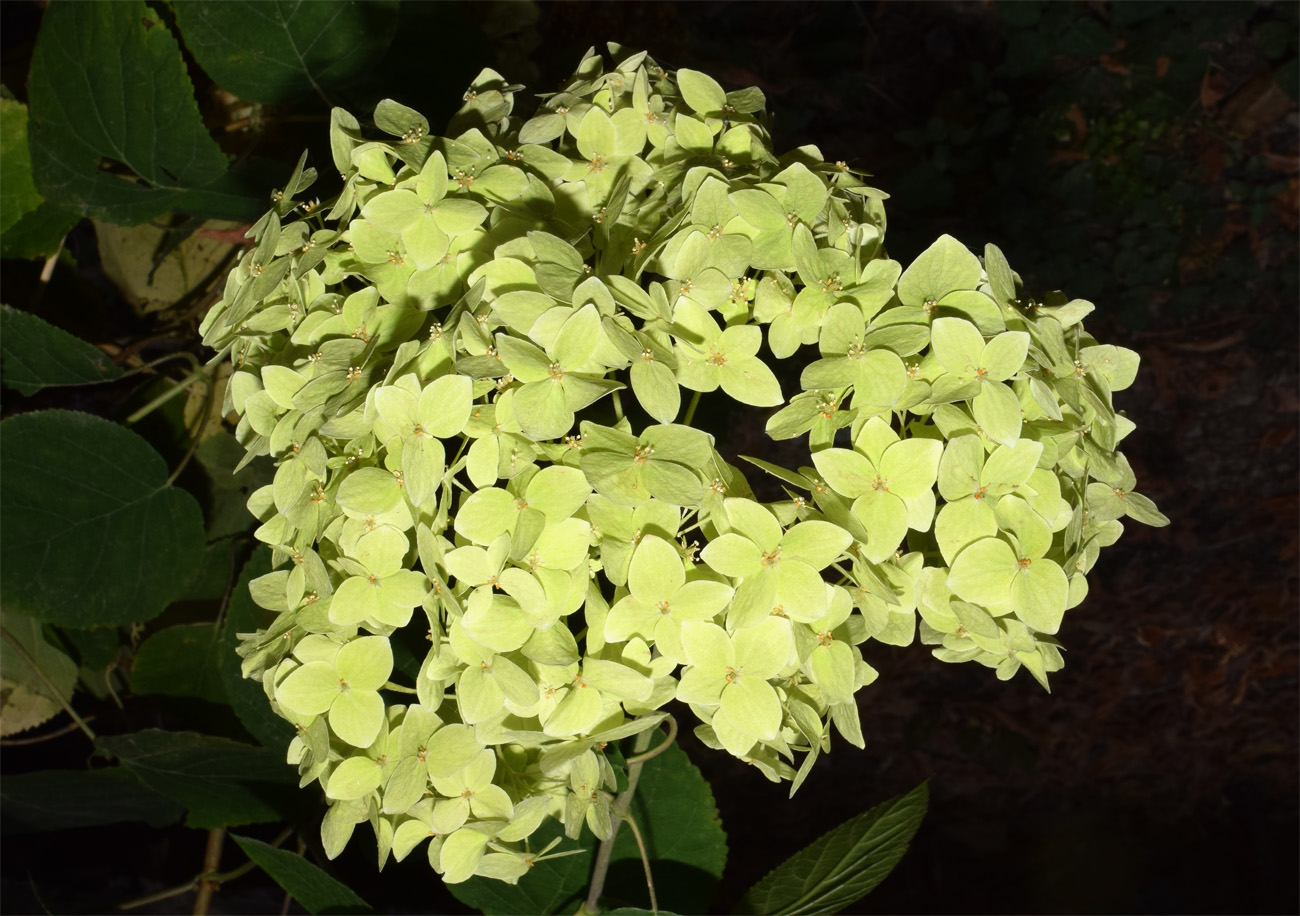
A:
[201, 44, 1168, 886]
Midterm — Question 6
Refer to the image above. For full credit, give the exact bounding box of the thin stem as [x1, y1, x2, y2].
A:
[126, 370, 206, 424]
[0, 715, 97, 746]
[625, 715, 677, 766]
[118, 825, 293, 911]
[620, 812, 658, 915]
[165, 365, 219, 487]
[583, 724, 658, 914]
[192, 827, 226, 916]
[104, 664, 124, 709]
[382, 680, 419, 694]
[31, 235, 66, 309]
[211, 539, 243, 634]
[119, 350, 203, 380]
[682, 389, 702, 426]
[0, 627, 96, 741]
[612, 388, 624, 422]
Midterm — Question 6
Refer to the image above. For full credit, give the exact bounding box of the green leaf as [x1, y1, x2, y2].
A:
[231, 835, 375, 915]
[0, 199, 80, 260]
[98, 729, 298, 829]
[174, 1, 400, 105]
[0, 411, 206, 628]
[451, 744, 726, 915]
[734, 781, 928, 915]
[131, 623, 227, 704]
[0, 609, 78, 737]
[0, 767, 183, 835]
[220, 548, 293, 752]
[0, 98, 43, 233]
[0, 305, 123, 396]
[27, 1, 242, 224]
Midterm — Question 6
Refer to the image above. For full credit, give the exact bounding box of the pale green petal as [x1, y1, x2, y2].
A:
[732, 616, 791, 678]
[931, 317, 985, 378]
[972, 380, 1022, 446]
[328, 575, 379, 626]
[774, 560, 830, 623]
[525, 465, 592, 522]
[529, 517, 592, 571]
[582, 658, 652, 701]
[897, 234, 982, 308]
[513, 380, 573, 441]
[382, 756, 428, 814]
[812, 447, 877, 499]
[330, 689, 385, 747]
[934, 498, 999, 566]
[336, 636, 394, 692]
[456, 665, 506, 724]
[981, 439, 1042, 494]
[810, 641, 856, 704]
[326, 756, 384, 800]
[454, 488, 517, 545]
[981, 331, 1029, 381]
[629, 535, 685, 602]
[720, 356, 783, 407]
[880, 438, 943, 498]
[938, 435, 984, 501]
[440, 828, 488, 884]
[676, 664, 725, 705]
[701, 532, 763, 578]
[544, 684, 603, 737]
[420, 374, 474, 438]
[425, 724, 482, 778]
[605, 595, 658, 642]
[1011, 559, 1069, 634]
[947, 536, 1019, 606]
[722, 573, 775, 630]
[680, 620, 734, 670]
[720, 676, 781, 740]
[995, 495, 1052, 559]
[337, 467, 402, 516]
[850, 489, 909, 563]
[672, 579, 734, 620]
[276, 661, 340, 716]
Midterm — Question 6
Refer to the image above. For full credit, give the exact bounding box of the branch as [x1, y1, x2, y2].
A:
[192, 827, 226, 916]
[582, 716, 671, 913]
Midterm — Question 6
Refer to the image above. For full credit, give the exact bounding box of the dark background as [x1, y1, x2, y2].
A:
[2, 2, 1297, 914]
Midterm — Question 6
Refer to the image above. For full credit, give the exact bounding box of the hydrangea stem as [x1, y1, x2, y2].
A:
[581, 722, 662, 914]
[682, 389, 703, 426]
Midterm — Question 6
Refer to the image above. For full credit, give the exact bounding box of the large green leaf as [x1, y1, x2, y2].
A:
[0, 766, 184, 835]
[451, 743, 727, 915]
[26, 1, 258, 224]
[0, 98, 43, 233]
[0, 609, 78, 737]
[174, 1, 400, 105]
[131, 622, 227, 704]
[734, 781, 928, 915]
[0, 199, 80, 260]
[0, 306, 123, 396]
[0, 411, 206, 628]
[230, 835, 374, 915]
[220, 547, 294, 753]
[97, 729, 299, 830]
